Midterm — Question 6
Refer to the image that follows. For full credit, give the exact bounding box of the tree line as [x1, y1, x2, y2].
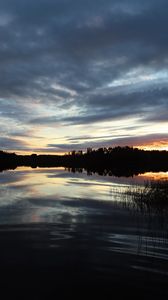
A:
[1, 146, 168, 176]
[63, 146, 168, 175]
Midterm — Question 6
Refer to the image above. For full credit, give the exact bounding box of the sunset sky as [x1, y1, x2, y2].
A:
[0, 0, 168, 154]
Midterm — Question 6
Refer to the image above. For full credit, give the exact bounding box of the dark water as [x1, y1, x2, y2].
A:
[0, 167, 168, 298]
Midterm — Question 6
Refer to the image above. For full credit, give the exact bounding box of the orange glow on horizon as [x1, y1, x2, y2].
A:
[136, 144, 168, 151]
[6, 140, 168, 155]
[138, 172, 168, 181]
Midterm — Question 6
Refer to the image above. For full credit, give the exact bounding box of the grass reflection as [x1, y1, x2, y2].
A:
[126, 180, 168, 214]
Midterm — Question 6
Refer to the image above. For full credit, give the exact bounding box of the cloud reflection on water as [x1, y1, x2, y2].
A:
[0, 167, 168, 297]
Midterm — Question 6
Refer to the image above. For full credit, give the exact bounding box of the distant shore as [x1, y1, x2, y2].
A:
[1, 146, 168, 176]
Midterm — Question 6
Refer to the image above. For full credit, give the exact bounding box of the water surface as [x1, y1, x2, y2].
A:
[0, 167, 168, 298]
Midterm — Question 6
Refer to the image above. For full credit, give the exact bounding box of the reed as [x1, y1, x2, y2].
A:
[125, 180, 168, 214]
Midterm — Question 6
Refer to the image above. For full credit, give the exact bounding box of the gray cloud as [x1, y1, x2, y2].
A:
[0, 0, 168, 97]
[0, 0, 168, 151]
[29, 83, 168, 126]
[0, 137, 28, 151]
[48, 133, 168, 153]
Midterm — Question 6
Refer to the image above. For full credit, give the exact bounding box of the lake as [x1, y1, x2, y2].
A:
[0, 167, 168, 298]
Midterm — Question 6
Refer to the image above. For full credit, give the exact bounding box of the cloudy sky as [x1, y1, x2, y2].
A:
[0, 0, 168, 154]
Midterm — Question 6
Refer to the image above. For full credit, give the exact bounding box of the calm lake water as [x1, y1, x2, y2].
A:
[0, 167, 168, 298]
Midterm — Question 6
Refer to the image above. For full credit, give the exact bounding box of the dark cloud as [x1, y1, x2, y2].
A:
[0, 0, 167, 151]
[29, 84, 168, 126]
[143, 111, 168, 123]
[0, 137, 28, 151]
[0, 0, 168, 98]
[47, 133, 168, 153]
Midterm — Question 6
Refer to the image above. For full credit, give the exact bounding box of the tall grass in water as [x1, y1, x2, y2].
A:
[126, 180, 168, 215]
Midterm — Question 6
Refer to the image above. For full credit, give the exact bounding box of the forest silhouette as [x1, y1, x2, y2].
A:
[1, 146, 168, 177]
